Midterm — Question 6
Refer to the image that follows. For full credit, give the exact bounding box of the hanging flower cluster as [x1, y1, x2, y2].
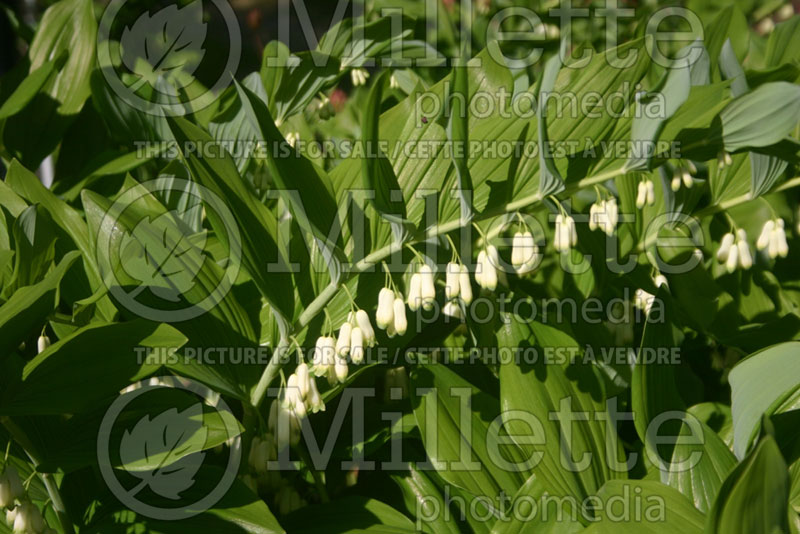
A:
[1, 465, 54, 534]
[351, 68, 369, 86]
[717, 229, 753, 272]
[407, 264, 436, 311]
[635, 179, 655, 208]
[554, 214, 577, 252]
[475, 245, 499, 290]
[588, 197, 619, 236]
[756, 219, 789, 259]
[511, 230, 539, 274]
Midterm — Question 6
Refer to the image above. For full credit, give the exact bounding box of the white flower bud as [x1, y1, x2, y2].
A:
[334, 356, 349, 383]
[725, 239, 739, 273]
[654, 274, 669, 288]
[588, 203, 598, 231]
[635, 182, 646, 209]
[737, 238, 753, 270]
[777, 3, 794, 21]
[474, 251, 486, 286]
[336, 322, 352, 356]
[295, 363, 311, 399]
[646, 180, 655, 206]
[479, 246, 498, 290]
[681, 170, 693, 188]
[716, 232, 735, 262]
[375, 288, 395, 330]
[312, 336, 336, 377]
[757, 219, 775, 250]
[407, 273, 422, 311]
[606, 198, 619, 233]
[350, 326, 364, 364]
[567, 215, 577, 247]
[419, 264, 436, 310]
[769, 225, 781, 259]
[355, 309, 376, 346]
[445, 262, 460, 299]
[511, 232, 526, 264]
[459, 264, 473, 304]
[634, 288, 655, 314]
[36, 335, 50, 354]
[6, 507, 17, 527]
[776, 219, 789, 258]
[393, 298, 407, 335]
[285, 131, 299, 148]
[14, 502, 43, 534]
[443, 300, 463, 320]
[671, 175, 681, 192]
[0, 474, 12, 509]
[351, 68, 369, 86]
[306, 377, 325, 413]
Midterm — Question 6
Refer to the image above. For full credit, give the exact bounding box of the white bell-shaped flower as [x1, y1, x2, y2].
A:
[459, 264, 473, 304]
[306, 377, 325, 413]
[355, 309, 376, 346]
[716, 232, 735, 262]
[37, 335, 50, 354]
[419, 264, 436, 310]
[334, 355, 349, 383]
[443, 300, 463, 320]
[295, 363, 311, 399]
[350, 326, 365, 364]
[375, 288, 395, 330]
[476, 246, 498, 290]
[336, 322, 352, 356]
[312, 336, 336, 377]
[736, 229, 753, 270]
[407, 273, 422, 311]
[445, 262, 460, 299]
[393, 298, 407, 335]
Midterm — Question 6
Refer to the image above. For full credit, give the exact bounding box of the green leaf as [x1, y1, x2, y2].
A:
[410, 363, 529, 501]
[167, 116, 295, 326]
[764, 16, 800, 67]
[361, 71, 408, 228]
[491, 473, 584, 534]
[0, 57, 58, 120]
[391, 463, 461, 534]
[28, 0, 96, 114]
[0, 250, 79, 354]
[720, 81, 800, 152]
[706, 433, 791, 534]
[282, 497, 415, 533]
[0, 319, 187, 415]
[85, 467, 285, 534]
[631, 287, 686, 473]
[729, 341, 800, 459]
[448, 56, 475, 221]
[627, 54, 691, 170]
[586, 479, 704, 533]
[268, 50, 340, 125]
[536, 44, 565, 197]
[234, 80, 345, 265]
[497, 314, 623, 504]
[666, 417, 737, 513]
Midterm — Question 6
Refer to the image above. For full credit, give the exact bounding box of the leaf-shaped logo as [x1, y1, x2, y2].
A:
[120, 0, 207, 89]
[118, 210, 207, 302]
[119, 403, 209, 500]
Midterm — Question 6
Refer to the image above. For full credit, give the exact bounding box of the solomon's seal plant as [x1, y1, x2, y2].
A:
[1, 0, 800, 532]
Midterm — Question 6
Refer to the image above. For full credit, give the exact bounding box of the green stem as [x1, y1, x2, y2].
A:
[252, 165, 628, 407]
[251, 336, 290, 407]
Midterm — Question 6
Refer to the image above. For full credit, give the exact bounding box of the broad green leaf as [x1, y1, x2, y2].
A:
[720, 81, 800, 152]
[282, 497, 415, 533]
[411, 363, 529, 500]
[704, 5, 749, 77]
[167, 116, 295, 326]
[84, 468, 284, 534]
[631, 287, 686, 475]
[268, 50, 340, 125]
[667, 417, 737, 512]
[235, 80, 345, 262]
[0, 320, 187, 415]
[0, 251, 79, 354]
[586, 479, 704, 534]
[718, 41, 788, 199]
[497, 314, 623, 504]
[491, 473, 584, 534]
[5, 204, 57, 295]
[6, 159, 116, 319]
[209, 72, 267, 173]
[448, 55, 475, 221]
[706, 433, 791, 534]
[28, 0, 96, 114]
[537, 44, 565, 196]
[391, 463, 461, 534]
[729, 341, 800, 459]
[627, 54, 691, 170]
[362, 70, 408, 228]
[0, 58, 58, 120]
[764, 16, 800, 67]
